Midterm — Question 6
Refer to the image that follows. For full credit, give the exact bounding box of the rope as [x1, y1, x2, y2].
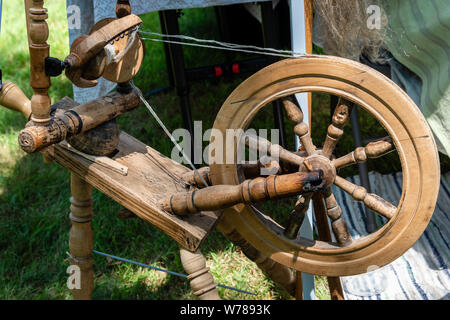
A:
[138, 30, 308, 59]
[92, 250, 256, 296]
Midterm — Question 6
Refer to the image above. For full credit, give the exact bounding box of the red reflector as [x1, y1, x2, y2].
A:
[232, 63, 240, 74]
[214, 66, 223, 77]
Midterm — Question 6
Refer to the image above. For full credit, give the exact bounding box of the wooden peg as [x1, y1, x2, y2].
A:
[116, 0, 131, 18]
[68, 173, 94, 300]
[0, 81, 32, 119]
[179, 247, 220, 300]
[161, 171, 324, 216]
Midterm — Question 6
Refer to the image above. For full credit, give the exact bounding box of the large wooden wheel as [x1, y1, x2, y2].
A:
[210, 56, 440, 277]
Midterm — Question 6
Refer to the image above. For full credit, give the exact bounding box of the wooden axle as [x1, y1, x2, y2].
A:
[18, 91, 140, 153]
[160, 170, 325, 215]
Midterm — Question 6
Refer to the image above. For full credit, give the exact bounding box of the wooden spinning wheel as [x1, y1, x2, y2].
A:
[209, 56, 440, 277]
[0, 0, 442, 300]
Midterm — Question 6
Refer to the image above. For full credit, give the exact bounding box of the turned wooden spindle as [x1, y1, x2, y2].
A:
[161, 171, 324, 215]
[281, 98, 316, 155]
[18, 91, 140, 153]
[334, 176, 397, 219]
[26, 0, 51, 125]
[334, 137, 394, 169]
[322, 187, 352, 246]
[0, 81, 32, 119]
[245, 134, 305, 167]
[322, 101, 353, 158]
[179, 247, 220, 300]
[68, 173, 94, 300]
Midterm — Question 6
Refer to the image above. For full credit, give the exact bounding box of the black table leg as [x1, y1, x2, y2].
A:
[160, 10, 195, 162]
[260, 2, 287, 148]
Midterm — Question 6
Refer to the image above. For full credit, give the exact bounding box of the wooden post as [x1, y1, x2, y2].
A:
[179, 247, 220, 300]
[26, 0, 51, 125]
[294, 0, 314, 300]
[68, 173, 94, 300]
[312, 193, 345, 300]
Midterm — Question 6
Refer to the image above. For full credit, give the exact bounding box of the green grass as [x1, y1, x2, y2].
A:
[0, 1, 448, 300]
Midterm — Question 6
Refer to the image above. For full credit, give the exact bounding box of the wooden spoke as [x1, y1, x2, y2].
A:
[323, 187, 352, 246]
[281, 98, 316, 155]
[284, 194, 312, 239]
[240, 157, 282, 179]
[245, 134, 305, 167]
[334, 136, 395, 169]
[334, 176, 397, 219]
[322, 100, 353, 158]
[182, 167, 211, 188]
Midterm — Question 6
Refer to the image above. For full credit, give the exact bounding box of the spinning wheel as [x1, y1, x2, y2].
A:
[209, 56, 440, 276]
[0, 0, 441, 300]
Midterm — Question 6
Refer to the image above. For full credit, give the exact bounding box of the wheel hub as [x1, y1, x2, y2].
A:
[299, 153, 336, 189]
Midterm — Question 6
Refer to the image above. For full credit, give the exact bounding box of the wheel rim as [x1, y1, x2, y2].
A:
[210, 56, 440, 276]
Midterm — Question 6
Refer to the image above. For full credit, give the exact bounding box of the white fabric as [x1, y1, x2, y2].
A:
[337, 171, 450, 300]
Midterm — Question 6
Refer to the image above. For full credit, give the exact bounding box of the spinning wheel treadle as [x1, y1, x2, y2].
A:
[210, 56, 440, 277]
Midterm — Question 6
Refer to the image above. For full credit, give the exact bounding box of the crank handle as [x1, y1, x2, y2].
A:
[160, 170, 325, 215]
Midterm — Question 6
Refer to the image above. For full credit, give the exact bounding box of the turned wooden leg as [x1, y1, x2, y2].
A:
[179, 247, 220, 300]
[68, 172, 94, 300]
[312, 193, 345, 300]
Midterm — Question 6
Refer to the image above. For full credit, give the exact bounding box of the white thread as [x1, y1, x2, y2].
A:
[139, 30, 304, 56]
[138, 30, 308, 59]
[105, 29, 138, 64]
[130, 81, 209, 188]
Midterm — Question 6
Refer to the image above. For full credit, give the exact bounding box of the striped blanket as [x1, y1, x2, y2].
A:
[334, 171, 450, 300]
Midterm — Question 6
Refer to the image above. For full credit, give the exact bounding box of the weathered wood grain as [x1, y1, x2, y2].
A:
[53, 131, 221, 251]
